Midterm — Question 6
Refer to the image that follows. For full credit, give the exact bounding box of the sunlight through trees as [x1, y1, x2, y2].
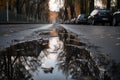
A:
[0, 0, 120, 23]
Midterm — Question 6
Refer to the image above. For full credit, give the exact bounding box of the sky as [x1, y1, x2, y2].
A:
[49, 0, 64, 12]
[95, 0, 103, 8]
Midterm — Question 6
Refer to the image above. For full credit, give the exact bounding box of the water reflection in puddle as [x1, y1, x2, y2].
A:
[0, 27, 120, 80]
[31, 37, 73, 80]
[30, 35, 100, 80]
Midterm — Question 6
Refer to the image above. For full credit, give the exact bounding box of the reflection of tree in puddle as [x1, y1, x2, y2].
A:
[57, 45, 100, 80]
[57, 27, 120, 80]
[0, 27, 120, 80]
[57, 27, 99, 79]
[0, 38, 49, 80]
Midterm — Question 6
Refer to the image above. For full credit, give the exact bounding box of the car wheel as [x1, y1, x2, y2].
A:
[113, 17, 118, 26]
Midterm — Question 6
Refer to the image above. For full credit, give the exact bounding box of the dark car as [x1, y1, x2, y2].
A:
[88, 9, 113, 25]
[76, 14, 88, 24]
[113, 9, 120, 26]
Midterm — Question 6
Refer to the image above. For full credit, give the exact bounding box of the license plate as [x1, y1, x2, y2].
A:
[102, 18, 108, 20]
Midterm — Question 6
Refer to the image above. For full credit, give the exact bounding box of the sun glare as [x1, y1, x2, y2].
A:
[49, 0, 64, 12]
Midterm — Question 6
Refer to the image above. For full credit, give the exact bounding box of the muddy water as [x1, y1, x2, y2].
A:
[0, 26, 120, 80]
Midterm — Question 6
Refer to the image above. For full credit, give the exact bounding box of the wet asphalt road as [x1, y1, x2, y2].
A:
[0, 24, 52, 36]
[0, 24, 52, 50]
[0, 24, 120, 63]
[62, 24, 120, 63]
[0, 24, 120, 62]
[0, 24, 120, 80]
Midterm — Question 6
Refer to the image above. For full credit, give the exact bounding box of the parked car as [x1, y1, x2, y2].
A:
[88, 9, 113, 25]
[113, 9, 120, 26]
[76, 14, 88, 24]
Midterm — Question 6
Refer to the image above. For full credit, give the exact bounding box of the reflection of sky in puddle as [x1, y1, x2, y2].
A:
[48, 37, 61, 52]
[31, 37, 73, 80]
[41, 53, 58, 68]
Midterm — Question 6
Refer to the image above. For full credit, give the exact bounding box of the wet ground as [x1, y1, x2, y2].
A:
[0, 24, 120, 80]
[62, 24, 120, 63]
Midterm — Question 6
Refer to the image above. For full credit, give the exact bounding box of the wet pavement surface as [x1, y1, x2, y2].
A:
[0, 24, 120, 80]
[62, 24, 120, 63]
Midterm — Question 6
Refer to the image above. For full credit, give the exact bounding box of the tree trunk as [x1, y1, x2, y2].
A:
[16, 0, 25, 14]
[80, 0, 84, 13]
[107, 0, 111, 9]
[117, 0, 120, 9]
[90, 0, 94, 12]
[64, 7, 68, 20]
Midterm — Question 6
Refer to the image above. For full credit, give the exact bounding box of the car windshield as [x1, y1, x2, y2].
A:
[99, 10, 111, 15]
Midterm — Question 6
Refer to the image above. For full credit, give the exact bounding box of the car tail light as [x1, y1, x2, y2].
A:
[107, 11, 113, 15]
[109, 12, 113, 15]
[95, 12, 99, 16]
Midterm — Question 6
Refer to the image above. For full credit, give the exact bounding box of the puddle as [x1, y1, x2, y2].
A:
[0, 26, 120, 80]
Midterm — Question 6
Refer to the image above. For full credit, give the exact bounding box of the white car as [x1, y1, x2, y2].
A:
[113, 9, 120, 26]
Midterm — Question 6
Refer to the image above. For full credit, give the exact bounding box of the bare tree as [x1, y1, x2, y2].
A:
[15, 0, 26, 14]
